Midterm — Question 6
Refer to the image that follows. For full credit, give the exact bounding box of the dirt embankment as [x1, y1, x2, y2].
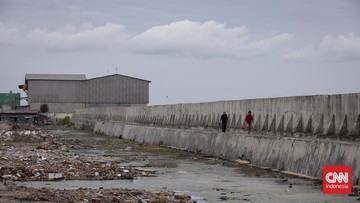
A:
[0, 122, 195, 203]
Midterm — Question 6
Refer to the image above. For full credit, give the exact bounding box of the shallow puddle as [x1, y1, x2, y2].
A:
[19, 130, 359, 203]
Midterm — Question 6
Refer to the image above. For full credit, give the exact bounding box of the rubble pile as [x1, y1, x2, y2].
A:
[0, 132, 158, 181]
[0, 144, 157, 181]
[0, 129, 49, 142]
[0, 122, 12, 131]
[1, 182, 194, 203]
[0, 123, 196, 203]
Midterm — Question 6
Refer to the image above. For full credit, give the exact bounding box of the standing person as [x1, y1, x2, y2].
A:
[245, 111, 254, 134]
[220, 112, 228, 132]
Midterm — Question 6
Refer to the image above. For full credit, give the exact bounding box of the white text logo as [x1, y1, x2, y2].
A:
[325, 172, 348, 183]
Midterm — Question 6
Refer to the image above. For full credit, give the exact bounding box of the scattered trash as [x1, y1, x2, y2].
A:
[48, 173, 63, 180]
[234, 159, 250, 165]
[2, 174, 12, 179]
[0, 122, 197, 203]
[124, 146, 133, 151]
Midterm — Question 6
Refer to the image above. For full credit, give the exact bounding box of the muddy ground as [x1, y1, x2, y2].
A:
[1, 122, 275, 203]
[1, 122, 203, 203]
[2, 122, 357, 203]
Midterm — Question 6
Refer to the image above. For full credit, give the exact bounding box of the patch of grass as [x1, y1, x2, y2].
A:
[3, 140, 43, 148]
[58, 116, 74, 127]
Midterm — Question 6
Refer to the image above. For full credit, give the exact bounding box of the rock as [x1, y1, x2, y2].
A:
[92, 197, 101, 203]
[174, 192, 188, 200]
[120, 173, 134, 180]
[2, 175, 12, 179]
[174, 192, 185, 198]
[220, 196, 228, 200]
[36, 145, 48, 150]
[234, 159, 250, 165]
[111, 197, 125, 203]
[157, 198, 167, 203]
[61, 145, 68, 151]
[0, 123, 12, 131]
[48, 173, 63, 180]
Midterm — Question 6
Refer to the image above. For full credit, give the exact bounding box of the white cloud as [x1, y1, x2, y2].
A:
[128, 20, 293, 58]
[0, 22, 22, 44]
[0, 22, 129, 52]
[0, 20, 293, 58]
[284, 33, 360, 62]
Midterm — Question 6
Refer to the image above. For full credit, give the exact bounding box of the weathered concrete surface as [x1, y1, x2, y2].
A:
[73, 93, 360, 185]
[92, 121, 360, 183]
[74, 93, 360, 137]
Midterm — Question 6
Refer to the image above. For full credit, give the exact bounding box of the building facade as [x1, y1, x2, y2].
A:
[21, 74, 150, 114]
[0, 91, 20, 110]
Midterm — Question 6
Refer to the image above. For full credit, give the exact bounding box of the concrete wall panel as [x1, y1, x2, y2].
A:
[90, 121, 360, 183]
[75, 93, 360, 137]
[74, 93, 360, 184]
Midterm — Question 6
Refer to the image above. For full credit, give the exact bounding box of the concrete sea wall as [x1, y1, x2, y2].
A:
[74, 93, 360, 137]
[90, 121, 360, 182]
[73, 93, 360, 182]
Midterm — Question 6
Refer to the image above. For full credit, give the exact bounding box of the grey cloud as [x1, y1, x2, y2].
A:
[0, 22, 129, 53]
[2, 20, 294, 58]
[284, 33, 360, 62]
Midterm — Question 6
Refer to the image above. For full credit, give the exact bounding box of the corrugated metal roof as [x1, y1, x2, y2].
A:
[25, 74, 87, 81]
[88, 74, 151, 83]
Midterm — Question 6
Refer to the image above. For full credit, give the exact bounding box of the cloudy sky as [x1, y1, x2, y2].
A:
[1, 0, 360, 105]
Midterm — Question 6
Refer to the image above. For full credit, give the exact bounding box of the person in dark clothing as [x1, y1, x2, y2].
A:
[220, 112, 228, 132]
[245, 111, 254, 134]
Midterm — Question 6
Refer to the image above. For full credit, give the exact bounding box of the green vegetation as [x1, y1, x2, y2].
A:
[58, 116, 74, 127]
[3, 139, 44, 148]
[40, 104, 49, 113]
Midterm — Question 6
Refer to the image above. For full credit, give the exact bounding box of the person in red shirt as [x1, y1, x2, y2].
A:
[245, 111, 253, 134]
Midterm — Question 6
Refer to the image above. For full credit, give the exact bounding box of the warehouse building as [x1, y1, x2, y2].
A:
[19, 74, 151, 115]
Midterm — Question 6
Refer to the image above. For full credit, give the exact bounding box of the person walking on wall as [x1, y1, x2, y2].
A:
[245, 111, 254, 134]
[220, 112, 228, 132]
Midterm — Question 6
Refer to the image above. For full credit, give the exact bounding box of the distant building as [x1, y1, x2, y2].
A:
[0, 91, 20, 110]
[19, 74, 151, 114]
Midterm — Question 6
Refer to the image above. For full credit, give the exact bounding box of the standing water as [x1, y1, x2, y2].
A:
[19, 130, 358, 203]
